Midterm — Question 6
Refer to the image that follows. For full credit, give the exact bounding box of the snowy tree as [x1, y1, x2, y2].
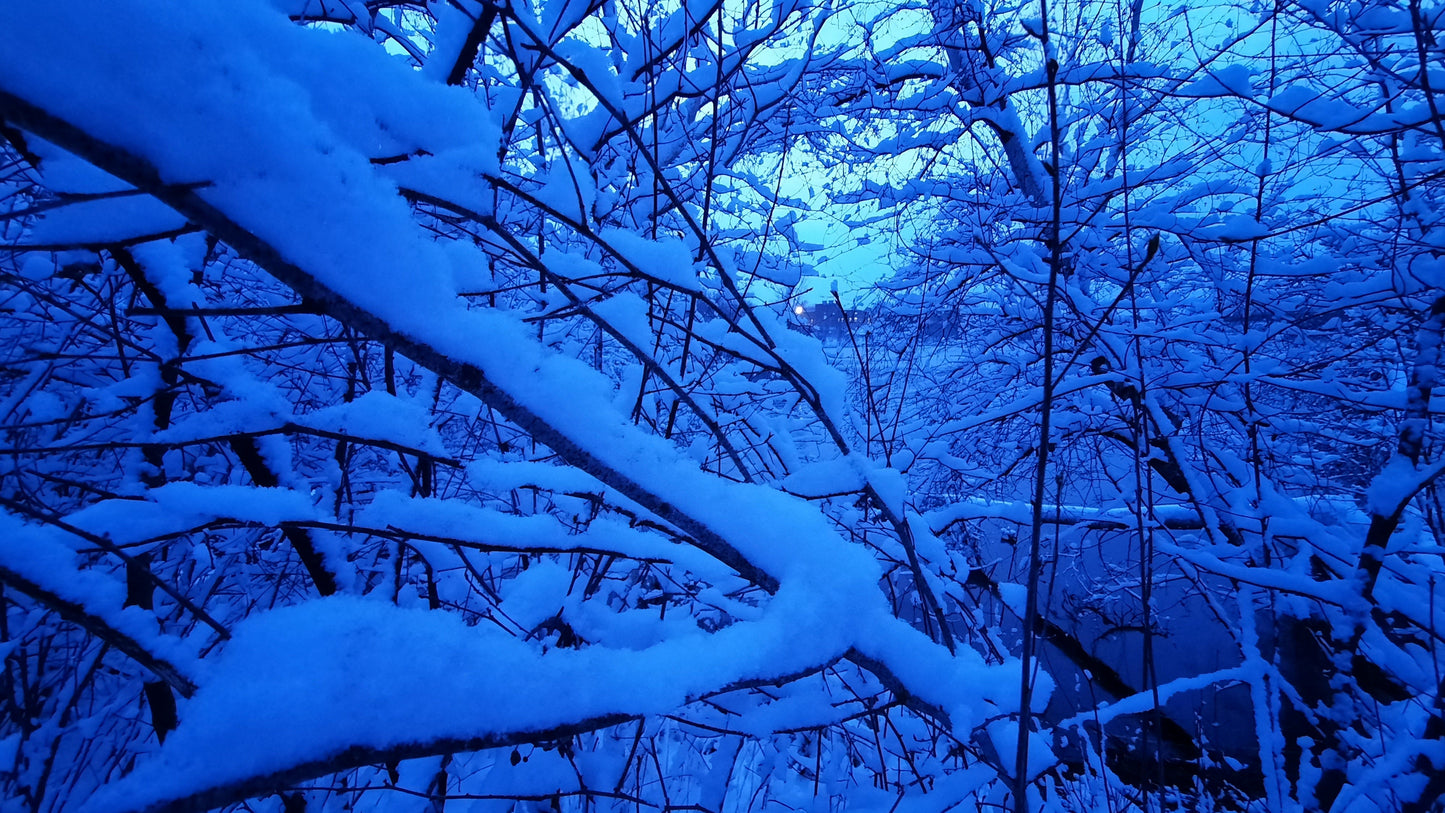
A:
[2, 0, 1444, 812]
[0, 0, 1020, 811]
[800, 0, 1445, 808]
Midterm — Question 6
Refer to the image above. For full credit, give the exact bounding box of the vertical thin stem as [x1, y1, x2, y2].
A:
[1014, 0, 1064, 807]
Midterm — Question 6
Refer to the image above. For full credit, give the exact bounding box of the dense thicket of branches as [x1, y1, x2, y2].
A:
[0, 0, 1442, 812]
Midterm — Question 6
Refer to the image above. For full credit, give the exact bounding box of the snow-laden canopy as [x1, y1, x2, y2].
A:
[1, 0, 1443, 811]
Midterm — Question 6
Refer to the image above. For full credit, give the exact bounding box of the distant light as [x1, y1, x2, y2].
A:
[793, 305, 805, 315]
